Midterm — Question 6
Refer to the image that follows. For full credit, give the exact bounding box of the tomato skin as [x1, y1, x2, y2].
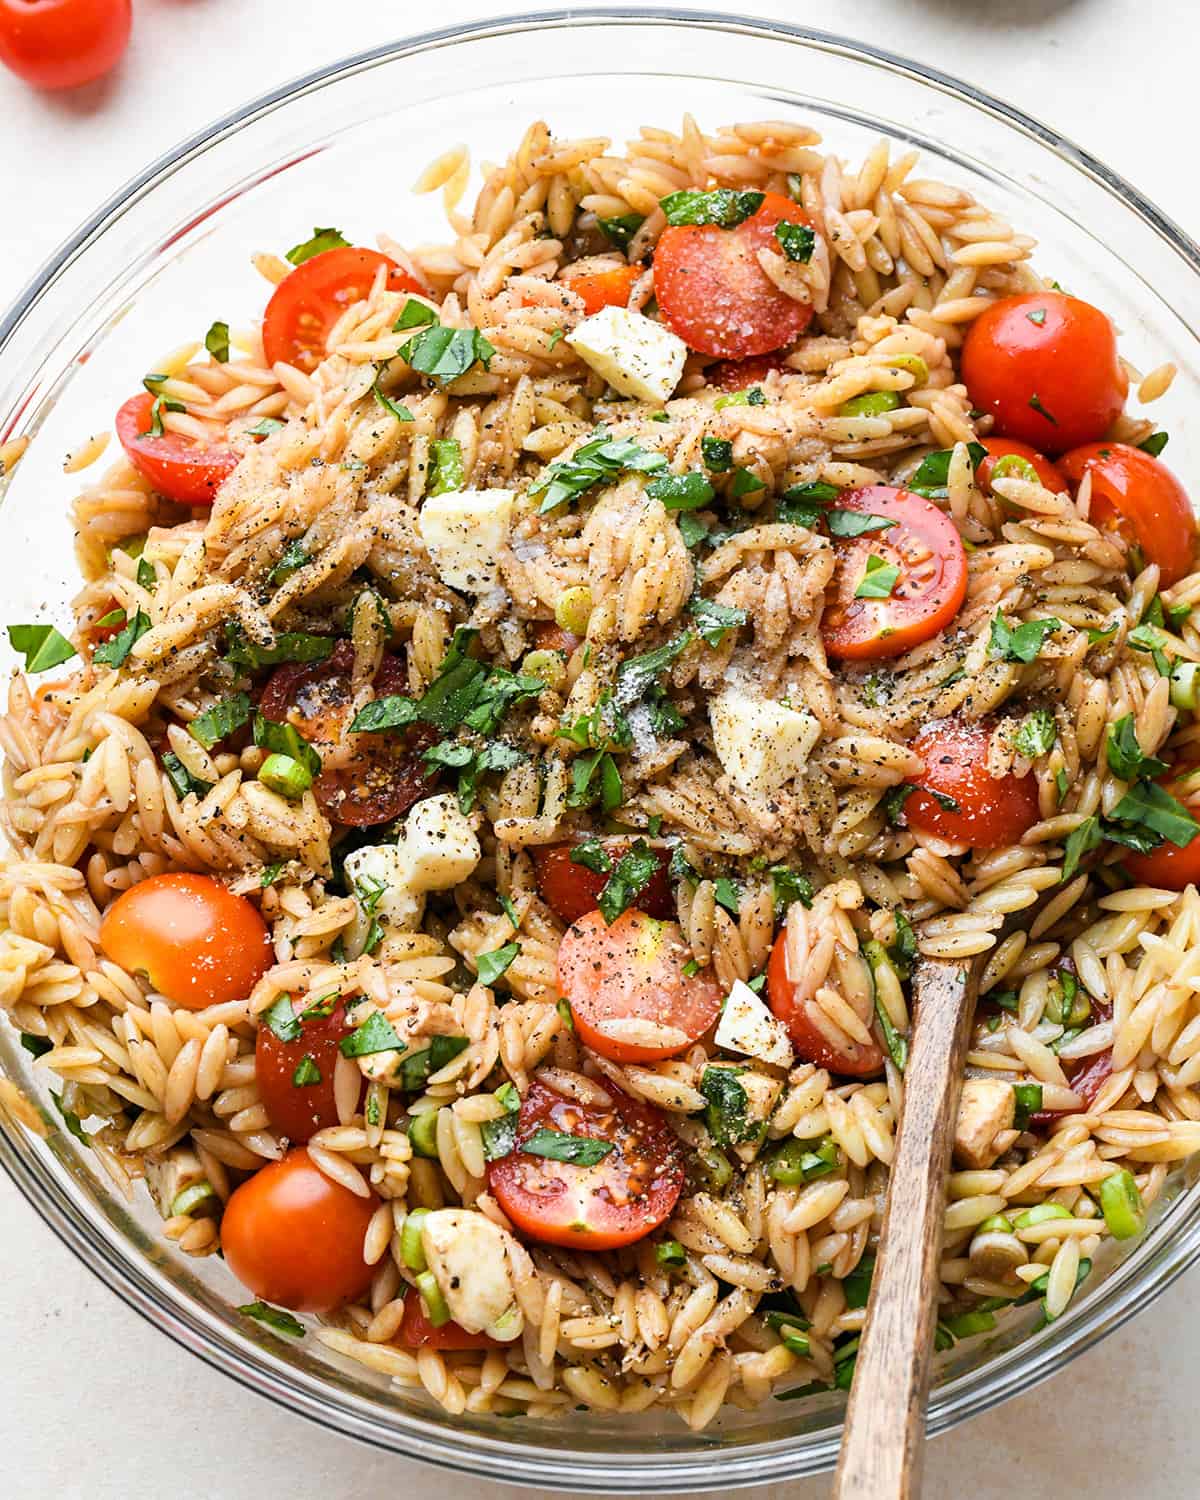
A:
[532, 841, 674, 925]
[262, 248, 423, 374]
[1121, 765, 1200, 889]
[115, 394, 238, 507]
[221, 1149, 377, 1312]
[486, 1077, 685, 1251]
[256, 1002, 352, 1143]
[397, 1290, 496, 1350]
[99, 873, 274, 1011]
[557, 910, 723, 1064]
[1059, 442, 1196, 588]
[654, 192, 815, 358]
[961, 292, 1127, 455]
[531, 621, 580, 657]
[976, 436, 1067, 495]
[766, 932, 884, 1077]
[560, 263, 640, 316]
[706, 352, 787, 391]
[0, 0, 129, 90]
[903, 718, 1040, 850]
[820, 486, 968, 662]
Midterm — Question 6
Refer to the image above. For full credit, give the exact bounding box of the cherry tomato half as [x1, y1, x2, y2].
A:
[557, 909, 723, 1064]
[397, 1289, 496, 1350]
[0, 0, 130, 90]
[820, 485, 968, 662]
[486, 1076, 685, 1251]
[262, 247, 424, 374]
[532, 841, 674, 926]
[1059, 442, 1196, 588]
[560, 263, 640, 316]
[115, 393, 238, 507]
[961, 292, 1127, 455]
[221, 1149, 377, 1311]
[99, 873, 273, 1011]
[706, 352, 787, 391]
[976, 436, 1067, 495]
[256, 1000, 352, 1143]
[903, 718, 1040, 850]
[1121, 764, 1200, 889]
[654, 192, 815, 358]
[766, 930, 884, 1077]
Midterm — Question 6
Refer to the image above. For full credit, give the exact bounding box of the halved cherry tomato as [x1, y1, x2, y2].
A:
[397, 1288, 496, 1350]
[532, 841, 674, 926]
[976, 436, 1067, 495]
[903, 718, 1040, 849]
[99, 873, 273, 1011]
[820, 485, 968, 662]
[259, 642, 437, 827]
[1059, 442, 1196, 588]
[766, 930, 884, 1077]
[0, 0, 130, 90]
[560, 263, 640, 316]
[706, 352, 787, 391]
[487, 1076, 684, 1251]
[557, 909, 722, 1063]
[1121, 764, 1200, 889]
[115, 393, 238, 507]
[961, 292, 1127, 454]
[262, 247, 424, 374]
[221, 1148, 377, 1311]
[256, 1001, 352, 1143]
[654, 192, 815, 358]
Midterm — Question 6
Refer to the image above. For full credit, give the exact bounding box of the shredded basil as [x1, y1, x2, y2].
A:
[597, 838, 660, 924]
[476, 941, 521, 986]
[522, 1126, 614, 1165]
[399, 322, 494, 386]
[261, 994, 302, 1043]
[646, 471, 714, 511]
[397, 1034, 469, 1090]
[189, 692, 253, 750]
[223, 624, 334, 671]
[267, 540, 311, 588]
[162, 752, 212, 801]
[827, 510, 896, 539]
[1013, 708, 1056, 760]
[700, 1066, 751, 1147]
[285, 227, 349, 265]
[1106, 714, 1168, 782]
[292, 1054, 322, 1087]
[373, 370, 414, 423]
[92, 609, 151, 669]
[987, 612, 1062, 664]
[204, 320, 231, 363]
[530, 432, 667, 515]
[659, 189, 764, 228]
[701, 435, 733, 473]
[7, 624, 77, 673]
[339, 1011, 405, 1059]
[239, 1300, 306, 1337]
[1139, 431, 1169, 458]
[689, 596, 747, 647]
[596, 212, 644, 249]
[774, 221, 815, 262]
[854, 555, 899, 600]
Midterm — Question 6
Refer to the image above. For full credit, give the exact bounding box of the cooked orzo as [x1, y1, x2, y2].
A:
[3, 114, 1200, 1429]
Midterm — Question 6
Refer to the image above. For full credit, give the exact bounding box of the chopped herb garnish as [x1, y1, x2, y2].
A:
[7, 624, 77, 673]
[372, 370, 414, 423]
[204, 320, 231, 363]
[394, 298, 438, 331]
[428, 437, 465, 496]
[699, 1066, 751, 1147]
[239, 1300, 306, 1337]
[286, 226, 349, 265]
[730, 466, 765, 498]
[1028, 392, 1058, 425]
[614, 631, 692, 709]
[1110, 778, 1199, 847]
[398, 322, 494, 386]
[987, 612, 1061, 664]
[1106, 714, 1168, 782]
[246, 417, 285, 437]
[522, 1127, 614, 1165]
[1014, 708, 1056, 760]
[476, 941, 521, 986]
[223, 624, 334, 671]
[689, 596, 747, 648]
[774, 221, 815, 262]
[162, 752, 213, 801]
[596, 213, 645, 250]
[480, 1085, 521, 1161]
[253, 712, 321, 777]
[292, 1054, 322, 1087]
[770, 866, 813, 917]
[597, 838, 660, 924]
[530, 432, 667, 515]
[854, 555, 900, 600]
[714, 876, 740, 916]
[827, 509, 896, 539]
[267, 540, 310, 587]
[20, 1033, 52, 1059]
[883, 783, 914, 827]
[188, 692, 253, 750]
[659, 188, 764, 228]
[339, 1011, 405, 1058]
[141, 395, 186, 438]
[50, 1091, 92, 1147]
[136, 556, 157, 590]
[262, 994, 302, 1043]
[1139, 431, 1169, 458]
[647, 471, 714, 511]
[397, 1034, 469, 1090]
[842, 1252, 876, 1310]
[92, 608, 151, 669]
[701, 435, 733, 473]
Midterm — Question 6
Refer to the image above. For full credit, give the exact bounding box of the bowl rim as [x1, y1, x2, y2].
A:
[3, 8, 1200, 1490]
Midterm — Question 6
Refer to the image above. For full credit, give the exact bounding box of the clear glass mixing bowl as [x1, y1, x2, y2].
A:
[2, 10, 1199, 1490]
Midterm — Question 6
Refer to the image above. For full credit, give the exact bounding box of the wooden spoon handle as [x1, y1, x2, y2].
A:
[832, 958, 979, 1500]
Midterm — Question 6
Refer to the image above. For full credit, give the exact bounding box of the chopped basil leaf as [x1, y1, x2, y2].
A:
[1061, 816, 1102, 882]
[987, 612, 1061, 664]
[246, 417, 285, 437]
[1128, 622, 1173, 678]
[20, 1032, 52, 1058]
[373, 370, 414, 423]
[522, 1127, 614, 1165]
[701, 435, 733, 473]
[714, 876, 740, 917]
[141, 394, 186, 438]
[890, 909, 917, 977]
[397, 1034, 469, 1090]
[659, 188, 764, 228]
[1012, 1082, 1043, 1131]
[689, 596, 747, 648]
[854, 555, 899, 600]
[883, 783, 914, 827]
[827, 509, 896, 539]
[1110, 779, 1199, 848]
[770, 865, 813, 917]
[50, 1091, 92, 1147]
[1055, 767, 1070, 803]
[931, 790, 961, 813]
[530, 431, 667, 515]
[570, 838, 613, 876]
[136, 556, 157, 590]
[189, 692, 253, 750]
[907, 442, 987, 497]
[774, 221, 815, 262]
[292, 1054, 322, 1087]
[614, 631, 692, 709]
[547, 327, 565, 351]
[730, 466, 765, 498]
[260, 861, 284, 888]
[499, 894, 519, 927]
[596, 212, 644, 249]
[162, 752, 213, 801]
[394, 298, 438, 331]
[239, 1300, 306, 1338]
[222, 624, 334, 671]
[842, 1251, 876, 1310]
[204, 320, 231, 363]
[669, 844, 698, 884]
[647, 471, 714, 511]
[480, 1086, 521, 1161]
[1139, 431, 1169, 458]
[7, 624, 77, 673]
[476, 941, 520, 986]
[267, 540, 311, 587]
[92, 608, 151, 669]
[1028, 392, 1058, 425]
[262, 994, 302, 1043]
[399, 323, 494, 386]
[1106, 714, 1168, 782]
[253, 712, 321, 777]
[597, 838, 660, 924]
[1013, 708, 1056, 760]
[700, 1066, 751, 1147]
[286, 226, 349, 265]
[1026, 307, 1047, 326]
[339, 1011, 405, 1058]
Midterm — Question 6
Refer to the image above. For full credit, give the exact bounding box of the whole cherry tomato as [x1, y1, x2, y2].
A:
[0, 0, 130, 90]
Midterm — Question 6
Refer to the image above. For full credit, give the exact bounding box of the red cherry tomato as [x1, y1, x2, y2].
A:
[221, 1149, 377, 1311]
[397, 1289, 496, 1350]
[0, 0, 129, 90]
[1121, 764, 1200, 889]
[976, 436, 1067, 495]
[259, 642, 437, 827]
[820, 485, 968, 662]
[560, 263, 640, 316]
[961, 292, 1127, 455]
[532, 841, 674, 925]
[1059, 442, 1196, 588]
[766, 931, 884, 1077]
[262, 248, 424, 374]
[903, 718, 1040, 849]
[557, 909, 723, 1064]
[654, 192, 815, 358]
[256, 1001, 352, 1143]
[99, 873, 273, 1011]
[531, 621, 580, 656]
[486, 1076, 685, 1251]
[706, 352, 787, 391]
[1031, 999, 1114, 1124]
[115, 394, 238, 507]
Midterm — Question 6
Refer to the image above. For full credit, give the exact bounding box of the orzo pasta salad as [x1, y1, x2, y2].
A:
[4, 114, 1200, 1429]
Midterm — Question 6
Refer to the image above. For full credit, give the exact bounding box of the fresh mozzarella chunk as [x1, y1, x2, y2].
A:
[420, 1208, 524, 1341]
[710, 690, 820, 798]
[341, 844, 423, 958]
[566, 306, 686, 405]
[399, 793, 481, 893]
[953, 1078, 1017, 1169]
[417, 488, 514, 593]
[715, 978, 794, 1069]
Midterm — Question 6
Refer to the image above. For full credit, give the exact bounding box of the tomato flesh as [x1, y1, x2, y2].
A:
[221, 1149, 377, 1311]
[903, 718, 1040, 849]
[766, 931, 884, 1076]
[1059, 442, 1196, 588]
[654, 192, 815, 358]
[961, 292, 1127, 455]
[256, 1001, 352, 1143]
[1121, 765, 1200, 889]
[0, 0, 130, 90]
[99, 873, 273, 1011]
[706, 352, 787, 391]
[397, 1290, 496, 1350]
[976, 436, 1067, 495]
[532, 841, 674, 925]
[560, 263, 640, 316]
[116, 393, 238, 507]
[262, 247, 423, 374]
[487, 1077, 684, 1251]
[820, 485, 968, 662]
[557, 909, 723, 1063]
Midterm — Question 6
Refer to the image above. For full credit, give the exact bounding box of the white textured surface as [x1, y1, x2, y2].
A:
[1, 1, 1197, 1496]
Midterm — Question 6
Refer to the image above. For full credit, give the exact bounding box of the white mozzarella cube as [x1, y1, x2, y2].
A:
[420, 1208, 524, 1341]
[417, 488, 514, 593]
[715, 978, 794, 1069]
[341, 844, 423, 957]
[566, 306, 686, 405]
[710, 691, 820, 798]
[399, 793, 481, 893]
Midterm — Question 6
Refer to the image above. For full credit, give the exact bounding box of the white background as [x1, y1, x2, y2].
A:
[1, 2, 1196, 1496]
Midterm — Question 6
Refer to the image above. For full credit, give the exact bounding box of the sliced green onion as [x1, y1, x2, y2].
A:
[407, 1109, 440, 1159]
[989, 454, 1040, 486]
[170, 1181, 214, 1217]
[523, 649, 567, 691]
[1098, 1168, 1145, 1240]
[258, 753, 313, 800]
[555, 586, 593, 636]
[415, 1270, 451, 1326]
[887, 354, 928, 383]
[765, 1135, 839, 1186]
[401, 1207, 430, 1271]
[1170, 661, 1200, 711]
[977, 1213, 1014, 1235]
[839, 391, 902, 418]
[1014, 1202, 1072, 1231]
[941, 1309, 996, 1339]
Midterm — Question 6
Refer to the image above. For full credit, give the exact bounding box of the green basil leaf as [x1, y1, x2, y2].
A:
[597, 838, 661, 924]
[1105, 714, 1168, 782]
[530, 431, 667, 515]
[701, 435, 733, 473]
[688, 596, 747, 648]
[1013, 708, 1056, 760]
[521, 1127, 614, 1165]
[826, 510, 896, 539]
[476, 942, 521, 986]
[987, 612, 1062, 664]
[7, 624, 77, 673]
[267, 540, 311, 587]
[188, 692, 253, 750]
[647, 471, 714, 511]
[774, 221, 815, 263]
[570, 838, 613, 876]
[339, 1011, 406, 1058]
[596, 212, 644, 250]
[399, 324, 494, 385]
[204, 320, 231, 363]
[253, 712, 322, 777]
[286, 227, 349, 266]
[659, 189, 764, 228]
[239, 1300, 306, 1337]
[1110, 779, 1199, 848]
[700, 1066, 751, 1147]
[854, 554, 899, 600]
[223, 624, 334, 671]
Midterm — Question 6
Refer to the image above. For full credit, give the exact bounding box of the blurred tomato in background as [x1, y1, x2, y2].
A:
[0, 0, 131, 90]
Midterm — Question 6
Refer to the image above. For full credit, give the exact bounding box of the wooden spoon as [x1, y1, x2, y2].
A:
[832, 956, 981, 1500]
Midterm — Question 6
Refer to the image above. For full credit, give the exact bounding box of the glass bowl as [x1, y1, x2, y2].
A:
[2, 9, 1200, 1491]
